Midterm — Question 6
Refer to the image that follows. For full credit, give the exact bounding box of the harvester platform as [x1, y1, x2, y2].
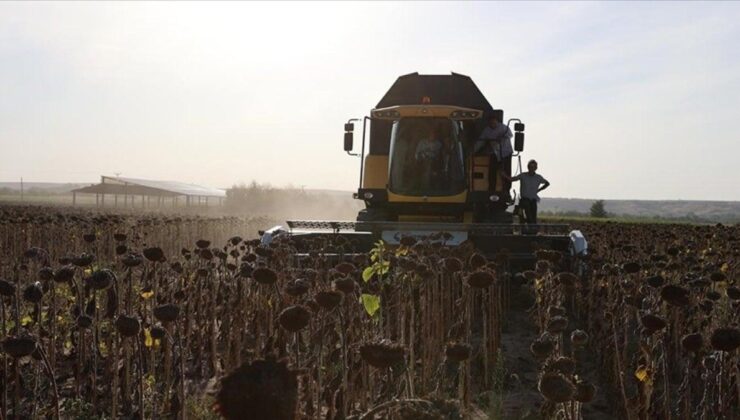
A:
[262, 220, 584, 268]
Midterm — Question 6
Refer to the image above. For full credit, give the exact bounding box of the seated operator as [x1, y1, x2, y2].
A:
[474, 115, 513, 195]
[415, 126, 443, 161]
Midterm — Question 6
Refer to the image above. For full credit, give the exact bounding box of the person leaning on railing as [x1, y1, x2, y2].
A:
[474, 115, 513, 199]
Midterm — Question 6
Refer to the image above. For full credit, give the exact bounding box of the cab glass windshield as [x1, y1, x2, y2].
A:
[388, 117, 465, 196]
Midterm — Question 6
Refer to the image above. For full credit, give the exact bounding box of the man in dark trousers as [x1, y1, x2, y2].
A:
[504, 159, 550, 228]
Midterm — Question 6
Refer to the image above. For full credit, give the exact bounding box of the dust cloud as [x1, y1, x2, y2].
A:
[224, 183, 363, 222]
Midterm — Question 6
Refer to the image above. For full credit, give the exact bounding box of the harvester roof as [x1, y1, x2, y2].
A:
[369, 73, 496, 154]
[376, 72, 494, 112]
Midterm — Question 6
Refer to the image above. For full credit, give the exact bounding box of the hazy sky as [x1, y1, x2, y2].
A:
[1, 2, 739, 200]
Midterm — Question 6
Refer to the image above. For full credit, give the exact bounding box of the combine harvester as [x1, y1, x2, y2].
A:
[262, 72, 586, 266]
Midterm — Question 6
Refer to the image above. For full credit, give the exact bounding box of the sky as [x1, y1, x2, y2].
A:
[1, 1, 739, 201]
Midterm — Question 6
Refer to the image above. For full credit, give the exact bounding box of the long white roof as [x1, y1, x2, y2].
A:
[102, 176, 226, 198]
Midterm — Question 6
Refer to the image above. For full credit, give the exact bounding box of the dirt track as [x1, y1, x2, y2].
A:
[496, 277, 615, 420]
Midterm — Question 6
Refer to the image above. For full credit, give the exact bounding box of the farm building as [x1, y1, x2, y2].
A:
[71, 175, 226, 208]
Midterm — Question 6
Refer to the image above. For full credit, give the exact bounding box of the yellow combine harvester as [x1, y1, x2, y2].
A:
[262, 73, 586, 266]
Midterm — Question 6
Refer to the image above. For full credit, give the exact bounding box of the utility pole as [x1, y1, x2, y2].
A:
[20, 177, 24, 202]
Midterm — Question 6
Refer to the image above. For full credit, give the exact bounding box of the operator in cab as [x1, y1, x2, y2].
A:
[415, 126, 443, 161]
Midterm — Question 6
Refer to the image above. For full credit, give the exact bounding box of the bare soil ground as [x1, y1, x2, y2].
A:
[495, 280, 615, 420]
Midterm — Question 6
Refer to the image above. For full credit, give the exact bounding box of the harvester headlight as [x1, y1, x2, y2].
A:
[363, 192, 374, 200]
[450, 110, 481, 119]
[489, 195, 499, 202]
[371, 110, 400, 119]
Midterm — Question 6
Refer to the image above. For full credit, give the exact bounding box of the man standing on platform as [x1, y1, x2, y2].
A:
[505, 159, 550, 228]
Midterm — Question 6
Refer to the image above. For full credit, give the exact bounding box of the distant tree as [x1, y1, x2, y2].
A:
[590, 200, 608, 218]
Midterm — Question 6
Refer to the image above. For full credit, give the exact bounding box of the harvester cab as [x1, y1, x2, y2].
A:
[263, 72, 587, 267]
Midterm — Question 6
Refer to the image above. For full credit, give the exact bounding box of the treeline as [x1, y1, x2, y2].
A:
[0, 187, 68, 196]
[539, 210, 739, 224]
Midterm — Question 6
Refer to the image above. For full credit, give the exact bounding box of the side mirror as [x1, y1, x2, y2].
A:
[344, 131, 354, 152]
[514, 132, 524, 152]
[514, 122, 525, 132]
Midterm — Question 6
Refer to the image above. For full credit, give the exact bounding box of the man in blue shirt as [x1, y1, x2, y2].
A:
[505, 159, 550, 226]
